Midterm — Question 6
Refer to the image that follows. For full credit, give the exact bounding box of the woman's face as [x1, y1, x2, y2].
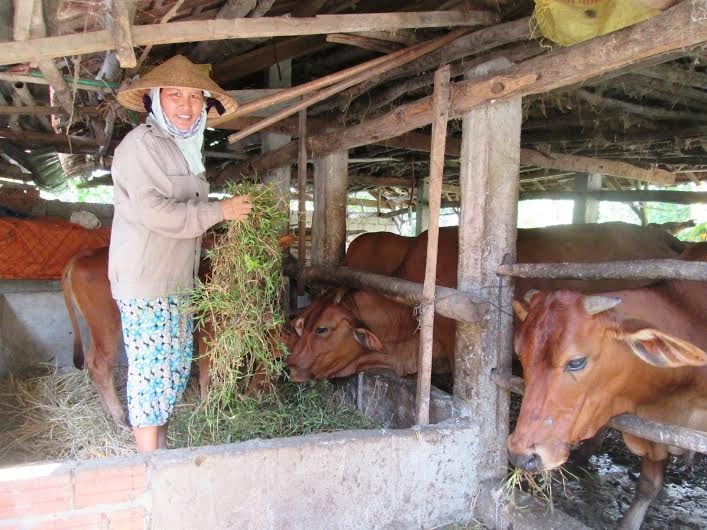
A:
[159, 87, 204, 130]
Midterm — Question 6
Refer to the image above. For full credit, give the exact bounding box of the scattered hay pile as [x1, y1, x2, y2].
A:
[0, 368, 134, 465]
[0, 368, 374, 466]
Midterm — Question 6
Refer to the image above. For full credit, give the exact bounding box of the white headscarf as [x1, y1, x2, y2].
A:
[149, 87, 207, 175]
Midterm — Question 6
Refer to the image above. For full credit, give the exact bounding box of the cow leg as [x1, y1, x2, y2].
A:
[86, 341, 126, 426]
[619, 456, 667, 530]
[197, 353, 211, 401]
[195, 328, 211, 401]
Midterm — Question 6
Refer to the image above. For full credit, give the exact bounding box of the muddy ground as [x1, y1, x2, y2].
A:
[554, 429, 706, 530]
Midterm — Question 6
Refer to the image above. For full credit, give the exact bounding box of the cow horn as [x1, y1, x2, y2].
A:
[523, 289, 540, 304]
[583, 295, 622, 315]
[333, 287, 348, 305]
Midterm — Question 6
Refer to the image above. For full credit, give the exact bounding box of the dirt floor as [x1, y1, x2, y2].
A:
[555, 429, 707, 530]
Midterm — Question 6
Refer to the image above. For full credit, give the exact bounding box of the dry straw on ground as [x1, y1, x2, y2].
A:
[0, 367, 374, 467]
[0, 368, 135, 464]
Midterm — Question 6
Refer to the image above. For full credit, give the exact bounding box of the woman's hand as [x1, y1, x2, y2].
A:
[220, 195, 252, 222]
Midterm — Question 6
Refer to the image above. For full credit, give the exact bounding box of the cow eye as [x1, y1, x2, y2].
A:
[566, 357, 587, 372]
[315, 327, 328, 335]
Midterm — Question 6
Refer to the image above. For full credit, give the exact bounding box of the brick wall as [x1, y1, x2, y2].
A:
[0, 459, 148, 529]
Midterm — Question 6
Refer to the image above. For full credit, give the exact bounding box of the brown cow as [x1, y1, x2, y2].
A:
[344, 231, 414, 275]
[62, 231, 408, 424]
[507, 243, 707, 530]
[286, 223, 686, 382]
[62, 247, 125, 425]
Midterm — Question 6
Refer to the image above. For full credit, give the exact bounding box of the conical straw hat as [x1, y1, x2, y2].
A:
[116, 55, 237, 125]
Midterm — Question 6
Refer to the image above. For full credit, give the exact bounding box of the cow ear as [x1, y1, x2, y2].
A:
[512, 300, 528, 322]
[294, 317, 304, 337]
[622, 327, 707, 368]
[353, 327, 384, 351]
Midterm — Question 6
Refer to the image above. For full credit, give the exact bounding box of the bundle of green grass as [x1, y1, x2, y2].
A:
[185, 181, 375, 445]
[191, 181, 290, 403]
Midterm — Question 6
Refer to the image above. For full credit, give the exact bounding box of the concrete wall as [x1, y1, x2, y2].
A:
[0, 281, 125, 376]
[1, 420, 482, 530]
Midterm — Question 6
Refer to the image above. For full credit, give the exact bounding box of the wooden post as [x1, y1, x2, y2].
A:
[311, 150, 348, 267]
[415, 177, 429, 235]
[262, 60, 292, 224]
[109, 0, 137, 69]
[297, 109, 307, 297]
[454, 58, 521, 484]
[416, 65, 450, 426]
[573, 173, 602, 224]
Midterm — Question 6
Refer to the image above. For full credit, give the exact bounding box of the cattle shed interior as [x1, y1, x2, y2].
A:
[0, 1, 706, 529]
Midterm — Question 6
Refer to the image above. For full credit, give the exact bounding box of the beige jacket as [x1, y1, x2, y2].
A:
[108, 118, 223, 300]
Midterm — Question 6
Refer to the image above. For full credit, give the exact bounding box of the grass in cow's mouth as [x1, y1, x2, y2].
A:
[499, 466, 579, 513]
[189, 181, 289, 411]
[169, 380, 377, 446]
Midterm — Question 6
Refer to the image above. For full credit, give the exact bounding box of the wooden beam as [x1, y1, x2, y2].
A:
[0, 72, 115, 93]
[520, 190, 707, 204]
[311, 150, 347, 267]
[0, 128, 102, 148]
[0, 105, 110, 116]
[497, 259, 707, 282]
[214, 36, 331, 84]
[325, 17, 531, 113]
[575, 89, 707, 122]
[303, 266, 488, 324]
[217, 2, 705, 184]
[0, 11, 499, 66]
[225, 30, 467, 143]
[134, 0, 186, 70]
[520, 148, 676, 185]
[638, 63, 707, 90]
[189, 0, 257, 63]
[109, 0, 137, 68]
[326, 33, 402, 53]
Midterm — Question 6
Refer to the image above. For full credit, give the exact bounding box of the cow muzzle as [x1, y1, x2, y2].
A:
[508, 451, 543, 473]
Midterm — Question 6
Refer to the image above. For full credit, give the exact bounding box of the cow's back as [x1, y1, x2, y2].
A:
[344, 232, 415, 276]
[396, 223, 685, 293]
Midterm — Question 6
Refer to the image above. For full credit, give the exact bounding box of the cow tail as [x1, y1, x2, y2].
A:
[61, 263, 85, 370]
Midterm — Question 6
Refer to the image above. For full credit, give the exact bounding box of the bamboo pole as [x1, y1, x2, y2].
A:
[416, 65, 450, 427]
[303, 266, 489, 323]
[497, 259, 707, 281]
[225, 30, 468, 143]
[215, 30, 466, 124]
[0, 105, 101, 116]
[0, 11, 499, 66]
[297, 109, 308, 297]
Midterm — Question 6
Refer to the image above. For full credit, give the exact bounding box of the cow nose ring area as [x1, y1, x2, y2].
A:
[509, 452, 542, 473]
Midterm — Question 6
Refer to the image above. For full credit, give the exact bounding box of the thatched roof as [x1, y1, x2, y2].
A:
[0, 0, 705, 208]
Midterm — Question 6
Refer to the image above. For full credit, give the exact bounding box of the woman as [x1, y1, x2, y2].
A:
[111, 55, 250, 452]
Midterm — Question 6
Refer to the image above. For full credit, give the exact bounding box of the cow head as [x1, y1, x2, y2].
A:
[507, 289, 707, 473]
[285, 288, 384, 382]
